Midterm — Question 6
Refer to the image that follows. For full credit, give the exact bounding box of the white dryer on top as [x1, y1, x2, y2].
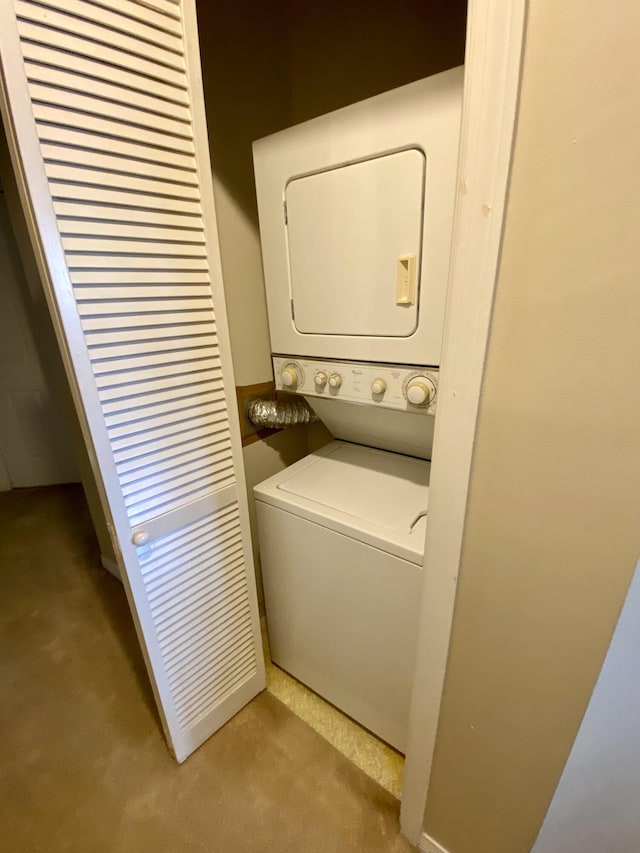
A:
[253, 66, 463, 367]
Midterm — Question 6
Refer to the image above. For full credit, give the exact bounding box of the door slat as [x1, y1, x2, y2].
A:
[17, 0, 184, 52]
[21, 41, 189, 105]
[16, 14, 186, 79]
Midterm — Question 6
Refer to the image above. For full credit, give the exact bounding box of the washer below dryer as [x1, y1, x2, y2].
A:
[254, 440, 429, 752]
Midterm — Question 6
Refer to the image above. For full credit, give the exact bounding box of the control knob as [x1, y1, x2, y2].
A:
[371, 378, 387, 396]
[281, 365, 300, 388]
[328, 373, 342, 389]
[406, 376, 436, 406]
[314, 372, 328, 389]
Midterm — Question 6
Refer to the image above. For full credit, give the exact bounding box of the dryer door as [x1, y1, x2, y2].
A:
[286, 150, 424, 338]
[253, 68, 463, 367]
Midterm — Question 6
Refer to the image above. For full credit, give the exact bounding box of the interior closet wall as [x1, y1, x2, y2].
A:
[286, 0, 467, 124]
[423, 1, 640, 851]
[196, 0, 290, 388]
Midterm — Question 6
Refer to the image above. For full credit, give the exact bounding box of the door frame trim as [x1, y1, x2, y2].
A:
[401, 0, 528, 840]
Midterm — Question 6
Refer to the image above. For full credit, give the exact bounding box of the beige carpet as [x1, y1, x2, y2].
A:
[0, 484, 414, 853]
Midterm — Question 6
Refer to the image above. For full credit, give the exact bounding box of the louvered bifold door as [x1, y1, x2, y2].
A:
[0, 0, 266, 761]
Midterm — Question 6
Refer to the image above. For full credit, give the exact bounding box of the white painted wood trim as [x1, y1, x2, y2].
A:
[400, 0, 527, 841]
[419, 832, 451, 853]
[101, 554, 121, 581]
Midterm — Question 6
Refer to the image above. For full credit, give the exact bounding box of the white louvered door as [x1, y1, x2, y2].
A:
[0, 0, 266, 761]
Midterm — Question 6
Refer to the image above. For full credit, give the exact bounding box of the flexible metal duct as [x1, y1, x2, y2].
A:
[247, 397, 318, 429]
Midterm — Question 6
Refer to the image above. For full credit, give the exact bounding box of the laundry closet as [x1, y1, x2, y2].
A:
[197, 0, 467, 767]
[0, 0, 467, 802]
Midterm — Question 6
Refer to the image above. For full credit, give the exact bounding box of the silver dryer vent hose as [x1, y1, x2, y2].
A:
[247, 397, 318, 429]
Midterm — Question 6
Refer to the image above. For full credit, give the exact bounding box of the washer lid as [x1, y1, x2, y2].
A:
[254, 441, 429, 564]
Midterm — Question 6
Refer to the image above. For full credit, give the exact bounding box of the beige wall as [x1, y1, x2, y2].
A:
[197, 0, 292, 387]
[424, 2, 640, 851]
[287, 0, 466, 123]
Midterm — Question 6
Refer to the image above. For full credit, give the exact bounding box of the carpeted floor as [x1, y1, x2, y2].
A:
[0, 484, 415, 853]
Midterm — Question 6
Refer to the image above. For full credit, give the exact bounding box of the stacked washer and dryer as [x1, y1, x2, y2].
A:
[252, 67, 463, 753]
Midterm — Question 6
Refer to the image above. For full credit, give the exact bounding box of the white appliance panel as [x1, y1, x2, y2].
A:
[256, 501, 422, 752]
[273, 355, 438, 414]
[277, 442, 429, 534]
[253, 67, 463, 366]
[273, 355, 438, 457]
[286, 149, 424, 337]
[310, 398, 435, 460]
[254, 441, 428, 566]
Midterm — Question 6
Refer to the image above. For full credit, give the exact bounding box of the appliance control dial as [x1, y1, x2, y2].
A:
[281, 364, 301, 388]
[314, 372, 327, 388]
[371, 378, 387, 396]
[406, 375, 436, 407]
[328, 373, 342, 389]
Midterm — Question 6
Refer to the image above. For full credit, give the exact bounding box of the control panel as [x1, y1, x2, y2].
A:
[273, 356, 438, 415]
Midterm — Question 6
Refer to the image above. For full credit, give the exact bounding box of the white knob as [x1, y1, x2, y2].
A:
[371, 378, 387, 395]
[328, 373, 342, 389]
[132, 530, 150, 546]
[281, 366, 299, 387]
[314, 372, 327, 388]
[406, 377, 435, 406]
